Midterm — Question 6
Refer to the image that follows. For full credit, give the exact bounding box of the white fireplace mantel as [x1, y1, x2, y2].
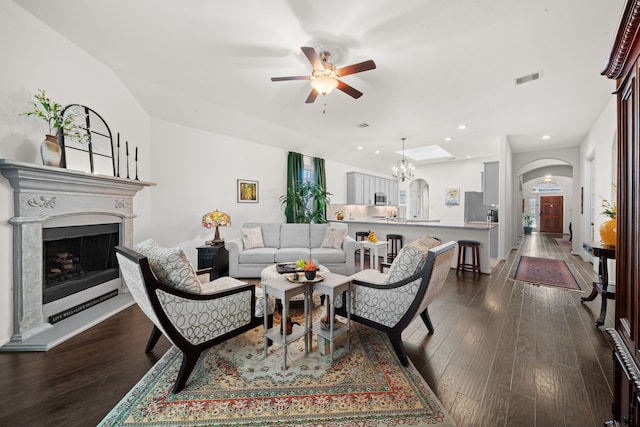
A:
[0, 159, 155, 351]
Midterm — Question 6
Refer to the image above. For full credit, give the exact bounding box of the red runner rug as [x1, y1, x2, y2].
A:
[514, 255, 581, 290]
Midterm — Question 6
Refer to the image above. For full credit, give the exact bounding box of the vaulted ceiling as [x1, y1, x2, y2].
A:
[15, 0, 623, 173]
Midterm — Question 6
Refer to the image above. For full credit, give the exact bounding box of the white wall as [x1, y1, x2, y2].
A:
[148, 118, 370, 264]
[579, 97, 617, 267]
[411, 157, 497, 224]
[0, 2, 152, 346]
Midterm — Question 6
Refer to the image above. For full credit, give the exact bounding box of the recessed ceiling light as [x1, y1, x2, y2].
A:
[375, 150, 380, 154]
[357, 146, 363, 150]
[541, 135, 551, 140]
[466, 155, 472, 159]
[444, 137, 452, 141]
[458, 124, 467, 130]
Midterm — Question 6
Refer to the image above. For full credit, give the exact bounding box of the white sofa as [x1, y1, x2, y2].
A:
[226, 222, 359, 278]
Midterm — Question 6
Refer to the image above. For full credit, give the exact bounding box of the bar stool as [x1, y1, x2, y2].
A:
[386, 234, 403, 261]
[355, 231, 369, 261]
[456, 240, 480, 276]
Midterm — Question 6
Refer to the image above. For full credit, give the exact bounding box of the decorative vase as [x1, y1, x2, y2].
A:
[599, 218, 617, 246]
[41, 135, 61, 167]
[336, 213, 344, 220]
[305, 270, 317, 281]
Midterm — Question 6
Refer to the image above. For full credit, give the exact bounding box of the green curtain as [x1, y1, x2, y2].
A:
[285, 151, 304, 223]
[313, 156, 327, 222]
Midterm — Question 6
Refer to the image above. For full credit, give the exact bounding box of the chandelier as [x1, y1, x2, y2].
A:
[310, 65, 339, 95]
[392, 137, 415, 182]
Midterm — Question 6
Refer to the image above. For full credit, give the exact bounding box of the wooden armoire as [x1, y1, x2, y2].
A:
[603, 1, 640, 425]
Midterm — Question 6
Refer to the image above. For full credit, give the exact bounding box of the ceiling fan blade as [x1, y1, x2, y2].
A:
[271, 76, 311, 81]
[301, 46, 323, 70]
[337, 80, 363, 99]
[336, 60, 377, 77]
[305, 89, 319, 103]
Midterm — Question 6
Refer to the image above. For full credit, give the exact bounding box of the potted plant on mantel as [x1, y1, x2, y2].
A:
[523, 213, 534, 235]
[21, 89, 88, 167]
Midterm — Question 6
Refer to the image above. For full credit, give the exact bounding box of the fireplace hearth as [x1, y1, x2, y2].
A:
[0, 159, 154, 351]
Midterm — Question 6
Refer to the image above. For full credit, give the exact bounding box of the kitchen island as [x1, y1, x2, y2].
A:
[337, 219, 498, 274]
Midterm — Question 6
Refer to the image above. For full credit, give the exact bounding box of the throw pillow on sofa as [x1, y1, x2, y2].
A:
[321, 227, 347, 249]
[134, 239, 202, 293]
[241, 227, 265, 249]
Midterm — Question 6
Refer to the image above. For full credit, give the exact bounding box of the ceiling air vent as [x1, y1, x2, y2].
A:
[514, 71, 542, 86]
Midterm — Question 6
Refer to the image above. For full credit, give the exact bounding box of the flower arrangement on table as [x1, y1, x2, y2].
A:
[296, 259, 318, 280]
[600, 197, 616, 219]
[599, 184, 617, 246]
[201, 209, 231, 245]
[296, 259, 317, 271]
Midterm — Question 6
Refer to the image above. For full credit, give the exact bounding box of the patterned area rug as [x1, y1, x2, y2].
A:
[99, 323, 456, 426]
[514, 255, 581, 290]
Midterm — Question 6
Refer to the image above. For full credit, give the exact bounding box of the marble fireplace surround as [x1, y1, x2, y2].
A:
[0, 159, 154, 351]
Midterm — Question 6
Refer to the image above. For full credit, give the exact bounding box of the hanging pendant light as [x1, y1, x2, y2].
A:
[392, 137, 415, 182]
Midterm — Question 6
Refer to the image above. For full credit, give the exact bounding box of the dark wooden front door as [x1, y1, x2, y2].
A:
[539, 196, 563, 233]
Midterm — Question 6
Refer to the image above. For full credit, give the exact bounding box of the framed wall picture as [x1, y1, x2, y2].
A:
[445, 188, 460, 206]
[237, 179, 259, 203]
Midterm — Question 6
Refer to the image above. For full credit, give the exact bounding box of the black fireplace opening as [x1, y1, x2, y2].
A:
[43, 223, 120, 304]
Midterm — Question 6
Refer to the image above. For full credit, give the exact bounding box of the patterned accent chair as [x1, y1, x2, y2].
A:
[115, 244, 275, 393]
[336, 237, 456, 366]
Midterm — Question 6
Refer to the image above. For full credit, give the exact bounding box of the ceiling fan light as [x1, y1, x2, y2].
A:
[311, 76, 339, 95]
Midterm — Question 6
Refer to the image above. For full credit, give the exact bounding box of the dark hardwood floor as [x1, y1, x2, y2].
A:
[0, 233, 613, 426]
[405, 233, 613, 427]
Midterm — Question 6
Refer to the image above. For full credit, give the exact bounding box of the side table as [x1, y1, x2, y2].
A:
[312, 272, 352, 361]
[580, 241, 616, 327]
[359, 240, 388, 271]
[196, 244, 229, 279]
[262, 276, 311, 370]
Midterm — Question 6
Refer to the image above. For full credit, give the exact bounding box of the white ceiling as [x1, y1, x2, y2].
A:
[15, 0, 624, 174]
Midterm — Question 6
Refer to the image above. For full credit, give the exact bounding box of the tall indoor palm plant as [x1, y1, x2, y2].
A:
[280, 181, 332, 223]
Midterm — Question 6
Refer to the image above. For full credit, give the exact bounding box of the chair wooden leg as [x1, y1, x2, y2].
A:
[173, 351, 200, 394]
[420, 308, 434, 334]
[387, 331, 409, 367]
[145, 325, 163, 353]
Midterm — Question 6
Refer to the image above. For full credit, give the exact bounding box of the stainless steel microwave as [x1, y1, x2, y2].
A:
[375, 192, 387, 205]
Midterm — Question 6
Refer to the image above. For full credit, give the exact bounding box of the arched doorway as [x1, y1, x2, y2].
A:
[518, 159, 573, 235]
[409, 179, 429, 220]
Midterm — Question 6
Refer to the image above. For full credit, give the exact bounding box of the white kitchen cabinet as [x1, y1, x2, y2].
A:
[346, 172, 399, 206]
[346, 172, 365, 204]
[482, 161, 499, 206]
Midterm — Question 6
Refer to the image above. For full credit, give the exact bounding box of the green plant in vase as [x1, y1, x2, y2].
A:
[21, 89, 88, 167]
[599, 186, 617, 245]
[279, 181, 332, 224]
[523, 214, 534, 235]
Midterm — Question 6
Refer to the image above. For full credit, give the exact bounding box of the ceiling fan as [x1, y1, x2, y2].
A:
[271, 46, 376, 103]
